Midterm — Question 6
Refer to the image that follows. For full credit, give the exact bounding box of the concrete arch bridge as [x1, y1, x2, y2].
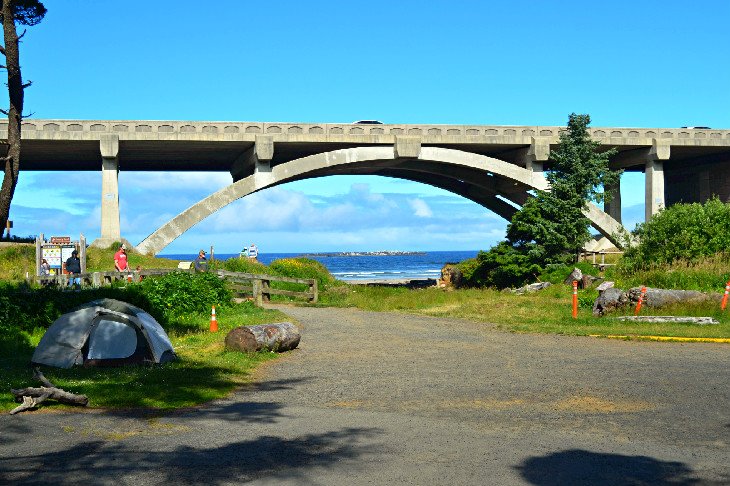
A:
[12, 120, 730, 255]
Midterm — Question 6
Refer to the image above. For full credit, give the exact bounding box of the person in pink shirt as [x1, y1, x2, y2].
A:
[114, 243, 129, 271]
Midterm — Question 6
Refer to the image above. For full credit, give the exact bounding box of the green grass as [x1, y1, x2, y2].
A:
[319, 283, 730, 339]
[0, 295, 289, 413]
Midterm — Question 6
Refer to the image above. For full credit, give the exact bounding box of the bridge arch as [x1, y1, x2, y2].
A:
[136, 146, 626, 255]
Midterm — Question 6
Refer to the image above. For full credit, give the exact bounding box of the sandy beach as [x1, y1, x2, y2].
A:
[343, 278, 437, 288]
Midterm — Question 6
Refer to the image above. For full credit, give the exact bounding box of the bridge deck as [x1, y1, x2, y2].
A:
[6, 120, 730, 171]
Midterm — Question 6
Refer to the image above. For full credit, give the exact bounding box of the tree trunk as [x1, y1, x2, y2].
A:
[225, 322, 301, 353]
[0, 0, 25, 231]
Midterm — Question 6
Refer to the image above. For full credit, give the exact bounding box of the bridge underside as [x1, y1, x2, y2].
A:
[136, 146, 625, 255]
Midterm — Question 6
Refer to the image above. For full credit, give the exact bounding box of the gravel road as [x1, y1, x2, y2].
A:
[2, 305, 729, 485]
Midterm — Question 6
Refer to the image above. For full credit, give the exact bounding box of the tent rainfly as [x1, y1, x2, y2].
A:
[32, 299, 176, 368]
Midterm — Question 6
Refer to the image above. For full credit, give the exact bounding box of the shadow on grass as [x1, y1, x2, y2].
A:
[33, 360, 264, 410]
[0, 427, 383, 484]
[516, 449, 703, 485]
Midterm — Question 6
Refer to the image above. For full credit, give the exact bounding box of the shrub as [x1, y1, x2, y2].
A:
[220, 256, 271, 275]
[269, 258, 336, 290]
[457, 257, 489, 287]
[622, 198, 730, 268]
[138, 271, 231, 316]
[464, 242, 544, 289]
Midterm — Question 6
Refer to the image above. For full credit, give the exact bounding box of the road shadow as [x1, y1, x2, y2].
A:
[0, 427, 383, 485]
[516, 449, 701, 485]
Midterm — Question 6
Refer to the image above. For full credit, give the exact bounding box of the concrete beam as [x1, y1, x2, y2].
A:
[645, 140, 670, 221]
[394, 135, 421, 159]
[230, 135, 274, 181]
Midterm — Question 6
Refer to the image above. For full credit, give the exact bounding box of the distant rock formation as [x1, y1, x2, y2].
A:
[301, 251, 426, 257]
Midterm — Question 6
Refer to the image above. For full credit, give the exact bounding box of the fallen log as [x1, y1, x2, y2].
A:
[9, 368, 88, 414]
[225, 322, 301, 353]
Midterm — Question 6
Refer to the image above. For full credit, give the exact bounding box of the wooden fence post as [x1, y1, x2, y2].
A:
[252, 279, 263, 306]
[310, 279, 318, 303]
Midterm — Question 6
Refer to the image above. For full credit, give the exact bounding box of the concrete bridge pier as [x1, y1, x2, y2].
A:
[92, 134, 121, 248]
[603, 178, 622, 224]
[645, 140, 670, 222]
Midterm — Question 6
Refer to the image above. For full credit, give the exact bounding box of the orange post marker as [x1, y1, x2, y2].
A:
[210, 305, 218, 332]
[634, 286, 647, 316]
[721, 281, 730, 311]
[572, 280, 578, 319]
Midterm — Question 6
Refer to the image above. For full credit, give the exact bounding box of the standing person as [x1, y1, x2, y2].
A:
[248, 243, 258, 261]
[114, 243, 129, 272]
[65, 250, 82, 288]
[240, 245, 249, 258]
[194, 249, 208, 272]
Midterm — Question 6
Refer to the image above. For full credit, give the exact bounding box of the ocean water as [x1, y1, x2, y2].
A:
[161, 250, 479, 281]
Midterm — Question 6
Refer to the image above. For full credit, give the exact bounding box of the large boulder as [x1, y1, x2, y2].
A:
[564, 267, 583, 285]
[513, 282, 552, 295]
[438, 264, 463, 289]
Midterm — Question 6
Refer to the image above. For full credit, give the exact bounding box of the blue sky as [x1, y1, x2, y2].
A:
[6, 0, 730, 254]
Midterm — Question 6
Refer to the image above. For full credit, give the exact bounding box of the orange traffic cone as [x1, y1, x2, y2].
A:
[210, 305, 218, 332]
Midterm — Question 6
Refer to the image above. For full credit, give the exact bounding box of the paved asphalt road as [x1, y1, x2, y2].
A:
[2, 305, 729, 485]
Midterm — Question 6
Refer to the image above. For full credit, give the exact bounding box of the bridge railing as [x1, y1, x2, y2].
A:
[26, 268, 318, 305]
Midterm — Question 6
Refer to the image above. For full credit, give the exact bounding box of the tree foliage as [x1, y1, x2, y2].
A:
[465, 114, 619, 288]
[0, 0, 46, 234]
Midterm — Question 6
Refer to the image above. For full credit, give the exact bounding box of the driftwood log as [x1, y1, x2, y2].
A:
[9, 368, 88, 414]
[593, 286, 723, 316]
[225, 322, 301, 353]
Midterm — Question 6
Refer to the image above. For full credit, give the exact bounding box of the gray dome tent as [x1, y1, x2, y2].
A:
[32, 299, 176, 368]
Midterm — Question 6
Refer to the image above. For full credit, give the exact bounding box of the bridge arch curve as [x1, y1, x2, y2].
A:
[136, 146, 625, 255]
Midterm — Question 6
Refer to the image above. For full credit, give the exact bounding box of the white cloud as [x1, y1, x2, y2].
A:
[409, 198, 433, 218]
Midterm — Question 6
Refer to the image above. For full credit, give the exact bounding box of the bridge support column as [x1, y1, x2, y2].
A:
[522, 137, 550, 185]
[604, 177, 622, 224]
[231, 135, 274, 182]
[645, 140, 670, 221]
[95, 135, 121, 248]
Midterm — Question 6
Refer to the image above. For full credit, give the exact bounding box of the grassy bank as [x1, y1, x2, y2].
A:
[320, 283, 730, 339]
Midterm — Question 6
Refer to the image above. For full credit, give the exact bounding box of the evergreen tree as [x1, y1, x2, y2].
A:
[470, 113, 620, 287]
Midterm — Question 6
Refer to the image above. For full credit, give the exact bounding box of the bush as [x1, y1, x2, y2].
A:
[220, 256, 271, 275]
[138, 271, 231, 316]
[457, 257, 488, 287]
[269, 258, 336, 290]
[622, 198, 730, 268]
[463, 242, 544, 289]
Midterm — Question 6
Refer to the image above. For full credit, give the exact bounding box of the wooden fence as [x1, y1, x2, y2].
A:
[579, 250, 624, 270]
[216, 270, 318, 305]
[26, 269, 318, 305]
